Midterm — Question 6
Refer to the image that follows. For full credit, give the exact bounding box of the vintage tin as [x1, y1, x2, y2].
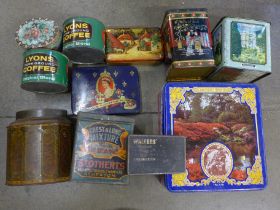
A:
[15, 18, 62, 50]
[21, 49, 69, 93]
[105, 27, 163, 64]
[72, 113, 134, 184]
[72, 65, 141, 115]
[6, 109, 73, 185]
[127, 135, 186, 175]
[162, 82, 267, 191]
[162, 9, 215, 81]
[209, 17, 271, 82]
[63, 17, 105, 64]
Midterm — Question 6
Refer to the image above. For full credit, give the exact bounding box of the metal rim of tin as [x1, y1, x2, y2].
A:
[63, 47, 105, 64]
[77, 112, 135, 124]
[16, 109, 68, 120]
[161, 8, 209, 29]
[23, 48, 69, 61]
[172, 60, 215, 68]
[15, 18, 61, 49]
[63, 16, 104, 25]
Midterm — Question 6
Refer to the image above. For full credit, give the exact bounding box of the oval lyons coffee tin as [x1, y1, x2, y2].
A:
[21, 49, 69, 93]
[15, 18, 62, 50]
[62, 16, 105, 64]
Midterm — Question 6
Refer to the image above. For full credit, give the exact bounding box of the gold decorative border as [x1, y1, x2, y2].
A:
[172, 156, 263, 187]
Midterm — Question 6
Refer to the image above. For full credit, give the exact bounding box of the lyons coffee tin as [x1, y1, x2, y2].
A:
[162, 82, 267, 191]
[105, 27, 163, 64]
[63, 17, 105, 64]
[161, 9, 215, 81]
[15, 18, 62, 50]
[21, 49, 69, 93]
[72, 65, 141, 115]
[209, 17, 271, 82]
[72, 113, 135, 184]
[127, 135, 186, 175]
[6, 109, 73, 185]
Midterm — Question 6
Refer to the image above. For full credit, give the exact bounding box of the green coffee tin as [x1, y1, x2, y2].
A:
[62, 16, 105, 64]
[21, 49, 69, 93]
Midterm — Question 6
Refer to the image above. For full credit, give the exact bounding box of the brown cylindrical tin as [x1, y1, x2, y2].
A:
[6, 109, 73, 186]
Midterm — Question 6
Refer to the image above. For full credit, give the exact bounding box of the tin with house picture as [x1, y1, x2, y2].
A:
[72, 65, 141, 115]
[208, 17, 271, 82]
[105, 27, 163, 64]
[71, 113, 134, 184]
[161, 9, 215, 81]
[162, 82, 267, 192]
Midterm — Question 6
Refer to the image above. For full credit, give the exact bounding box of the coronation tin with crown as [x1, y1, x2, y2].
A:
[72, 65, 141, 115]
[161, 9, 215, 81]
[161, 82, 267, 192]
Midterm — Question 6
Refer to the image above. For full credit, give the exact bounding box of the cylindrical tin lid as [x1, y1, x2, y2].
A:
[16, 109, 67, 120]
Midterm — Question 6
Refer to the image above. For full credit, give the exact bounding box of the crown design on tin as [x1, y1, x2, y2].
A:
[100, 70, 111, 78]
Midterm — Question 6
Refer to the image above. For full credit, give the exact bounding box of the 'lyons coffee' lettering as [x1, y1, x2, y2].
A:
[23, 54, 58, 74]
[63, 21, 92, 43]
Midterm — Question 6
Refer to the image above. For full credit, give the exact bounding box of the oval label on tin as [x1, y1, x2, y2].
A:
[201, 142, 233, 178]
[23, 53, 58, 74]
[63, 21, 92, 44]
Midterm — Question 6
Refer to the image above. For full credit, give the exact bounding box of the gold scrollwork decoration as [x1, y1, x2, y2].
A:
[234, 88, 257, 114]
[169, 87, 190, 114]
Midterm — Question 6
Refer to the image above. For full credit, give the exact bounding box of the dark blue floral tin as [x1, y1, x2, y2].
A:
[72, 65, 141, 115]
[162, 82, 267, 192]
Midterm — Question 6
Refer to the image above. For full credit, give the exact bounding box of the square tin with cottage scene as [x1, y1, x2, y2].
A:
[162, 82, 267, 191]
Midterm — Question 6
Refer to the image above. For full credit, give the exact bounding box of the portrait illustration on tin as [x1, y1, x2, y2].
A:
[96, 70, 116, 99]
[231, 22, 266, 65]
[174, 90, 257, 182]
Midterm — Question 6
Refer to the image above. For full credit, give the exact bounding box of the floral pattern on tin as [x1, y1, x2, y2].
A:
[16, 18, 60, 49]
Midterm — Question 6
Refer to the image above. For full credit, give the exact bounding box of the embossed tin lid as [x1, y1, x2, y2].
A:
[15, 18, 61, 49]
[16, 109, 67, 119]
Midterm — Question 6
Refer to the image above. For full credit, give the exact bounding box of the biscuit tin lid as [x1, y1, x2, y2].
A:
[16, 109, 67, 119]
[15, 18, 61, 49]
[77, 112, 135, 124]
[162, 82, 267, 192]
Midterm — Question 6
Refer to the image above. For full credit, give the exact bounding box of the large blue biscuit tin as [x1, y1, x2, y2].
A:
[72, 65, 141, 115]
[162, 82, 267, 192]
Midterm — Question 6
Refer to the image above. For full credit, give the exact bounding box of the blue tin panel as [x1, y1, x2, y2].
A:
[162, 82, 267, 192]
[72, 65, 141, 115]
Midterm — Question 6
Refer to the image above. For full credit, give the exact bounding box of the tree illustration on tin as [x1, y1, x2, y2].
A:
[189, 93, 203, 122]
[151, 33, 160, 48]
[231, 22, 242, 57]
